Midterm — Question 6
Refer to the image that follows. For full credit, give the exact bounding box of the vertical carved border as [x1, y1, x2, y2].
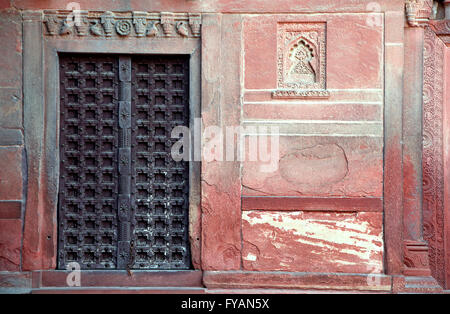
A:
[423, 26, 445, 287]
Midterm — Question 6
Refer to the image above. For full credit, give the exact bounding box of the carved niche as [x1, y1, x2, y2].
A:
[273, 22, 329, 99]
[43, 11, 201, 38]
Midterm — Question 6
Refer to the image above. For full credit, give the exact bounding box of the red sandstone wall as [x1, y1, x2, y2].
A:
[0, 0, 405, 275]
[240, 13, 384, 273]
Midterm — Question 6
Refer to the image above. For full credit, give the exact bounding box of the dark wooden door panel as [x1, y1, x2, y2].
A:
[58, 54, 190, 270]
[130, 56, 191, 269]
[58, 55, 120, 270]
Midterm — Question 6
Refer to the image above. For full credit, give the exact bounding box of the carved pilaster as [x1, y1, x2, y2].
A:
[422, 25, 446, 287]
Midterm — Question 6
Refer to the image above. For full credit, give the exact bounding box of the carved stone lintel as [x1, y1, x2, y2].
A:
[405, 0, 433, 27]
[403, 240, 432, 276]
[43, 11, 201, 38]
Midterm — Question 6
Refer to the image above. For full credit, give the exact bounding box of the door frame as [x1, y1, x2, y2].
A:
[22, 10, 202, 270]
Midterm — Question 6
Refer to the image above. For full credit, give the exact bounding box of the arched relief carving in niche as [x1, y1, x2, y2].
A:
[286, 37, 318, 84]
[273, 22, 329, 99]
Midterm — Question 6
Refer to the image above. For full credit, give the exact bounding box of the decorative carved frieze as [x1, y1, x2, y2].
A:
[405, 0, 433, 27]
[42, 11, 201, 38]
[273, 22, 329, 99]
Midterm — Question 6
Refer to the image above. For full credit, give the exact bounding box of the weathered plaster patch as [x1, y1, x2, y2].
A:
[242, 211, 384, 273]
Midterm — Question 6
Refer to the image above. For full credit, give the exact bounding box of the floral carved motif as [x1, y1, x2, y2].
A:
[116, 20, 133, 36]
[273, 22, 329, 99]
[42, 11, 201, 38]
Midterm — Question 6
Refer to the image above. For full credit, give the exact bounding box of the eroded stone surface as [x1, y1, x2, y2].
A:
[279, 144, 348, 187]
[242, 211, 384, 273]
[243, 136, 383, 197]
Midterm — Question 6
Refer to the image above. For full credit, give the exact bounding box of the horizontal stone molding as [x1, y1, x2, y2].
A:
[242, 197, 383, 212]
[42, 11, 201, 38]
[242, 120, 383, 137]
